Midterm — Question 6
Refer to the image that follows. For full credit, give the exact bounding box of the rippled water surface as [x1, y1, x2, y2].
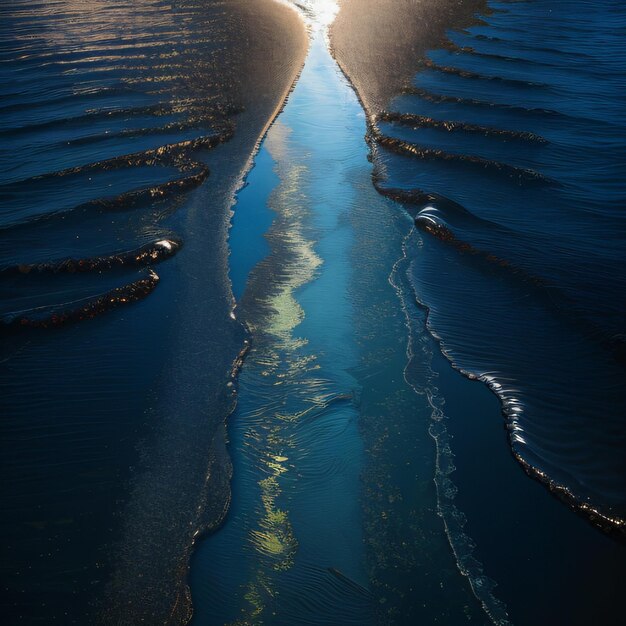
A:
[190, 31, 493, 626]
[1, 0, 624, 624]
[193, 1, 624, 624]
[372, 0, 626, 529]
[0, 0, 304, 621]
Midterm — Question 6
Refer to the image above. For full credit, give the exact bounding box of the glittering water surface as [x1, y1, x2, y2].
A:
[190, 33, 489, 626]
[192, 1, 624, 624]
[372, 0, 626, 528]
[0, 0, 302, 621]
[1, 0, 624, 623]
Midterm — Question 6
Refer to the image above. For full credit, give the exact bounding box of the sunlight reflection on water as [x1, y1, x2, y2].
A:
[281, 0, 338, 30]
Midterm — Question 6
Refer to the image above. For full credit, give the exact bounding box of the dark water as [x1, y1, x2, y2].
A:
[189, 2, 625, 625]
[372, 0, 626, 530]
[190, 33, 491, 626]
[0, 0, 304, 621]
[2, 0, 624, 624]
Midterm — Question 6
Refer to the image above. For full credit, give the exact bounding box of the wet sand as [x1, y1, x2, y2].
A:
[230, 0, 309, 142]
[330, 0, 486, 114]
[0, 0, 306, 623]
[329, 0, 626, 623]
[96, 2, 309, 623]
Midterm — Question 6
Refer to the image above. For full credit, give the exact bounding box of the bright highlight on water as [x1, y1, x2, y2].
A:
[1, 0, 624, 624]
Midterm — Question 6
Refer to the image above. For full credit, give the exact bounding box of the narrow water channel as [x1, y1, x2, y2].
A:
[189, 12, 493, 625]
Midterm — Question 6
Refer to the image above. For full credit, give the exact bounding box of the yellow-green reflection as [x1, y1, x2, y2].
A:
[231, 119, 327, 623]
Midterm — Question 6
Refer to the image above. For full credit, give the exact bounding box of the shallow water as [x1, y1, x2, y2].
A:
[192, 1, 625, 624]
[191, 33, 374, 625]
[1, 0, 624, 623]
[190, 31, 492, 626]
[372, 0, 626, 529]
[0, 0, 302, 621]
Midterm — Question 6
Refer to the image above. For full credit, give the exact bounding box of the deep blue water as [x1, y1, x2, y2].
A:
[0, 0, 297, 621]
[373, 0, 626, 529]
[1, 0, 624, 624]
[191, 33, 488, 625]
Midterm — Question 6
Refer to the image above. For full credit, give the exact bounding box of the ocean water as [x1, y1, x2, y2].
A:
[0, 0, 303, 621]
[365, 0, 626, 621]
[372, 0, 626, 530]
[1, 0, 624, 624]
[190, 31, 491, 626]
[191, 1, 624, 624]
